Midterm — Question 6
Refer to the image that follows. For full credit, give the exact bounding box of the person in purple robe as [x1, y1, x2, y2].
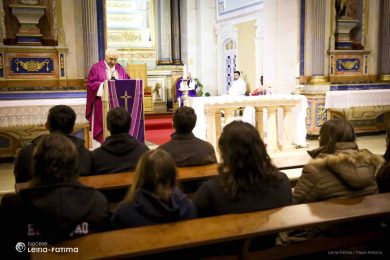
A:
[86, 48, 130, 144]
[175, 73, 198, 107]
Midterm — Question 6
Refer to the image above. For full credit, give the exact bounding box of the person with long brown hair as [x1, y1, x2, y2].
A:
[193, 121, 292, 217]
[294, 118, 382, 203]
[111, 149, 197, 228]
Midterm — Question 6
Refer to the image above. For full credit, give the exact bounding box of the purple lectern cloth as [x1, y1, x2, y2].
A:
[107, 79, 144, 143]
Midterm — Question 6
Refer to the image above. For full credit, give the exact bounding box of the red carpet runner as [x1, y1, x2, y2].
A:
[144, 113, 174, 145]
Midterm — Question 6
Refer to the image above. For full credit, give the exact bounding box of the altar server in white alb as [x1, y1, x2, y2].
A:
[228, 71, 247, 96]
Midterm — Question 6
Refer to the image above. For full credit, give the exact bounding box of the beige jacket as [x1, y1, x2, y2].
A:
[293, 142, 383, 204]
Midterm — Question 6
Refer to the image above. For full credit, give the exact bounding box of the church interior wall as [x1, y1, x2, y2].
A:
[303, 0, 313, 77]
[181, 0, 217, 96]
[235, 20, 256, 92]
[216, 0, 264, 95]
[62, 0, 85, 80]
[324, 0, 332, 76]
[263, 0, 299, 94]
[195, 0, 217, 96]
[366, 0, 380, 76]
[180, 0, 188, 69]
[182, 0, 197, 78]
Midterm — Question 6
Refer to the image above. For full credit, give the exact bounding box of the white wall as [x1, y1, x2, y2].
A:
[182, 0, 217, 95]
[262, 0, 299, 94]
[62, 0, 85, 79]
[366, 0, 380, 75]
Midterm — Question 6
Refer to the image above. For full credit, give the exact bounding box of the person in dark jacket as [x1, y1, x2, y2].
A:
[158, 106, 217, 166]
[1, 134, 110, 258]
[293, 119, 381, 204]
[277, 119, 382, 245]
[91, 107, 149, 174]
[193, 121, 292, 218]
[14, 105, 92, 184]
[111, 149, 197, 228]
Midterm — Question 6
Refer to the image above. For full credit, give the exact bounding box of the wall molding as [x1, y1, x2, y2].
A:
[0, 79, 86, 88]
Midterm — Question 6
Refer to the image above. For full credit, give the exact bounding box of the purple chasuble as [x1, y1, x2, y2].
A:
[175, 77, 198, 107]
[86, 60, 130, 143]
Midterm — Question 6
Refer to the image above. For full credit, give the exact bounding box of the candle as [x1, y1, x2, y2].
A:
[183, 64, 187, 80]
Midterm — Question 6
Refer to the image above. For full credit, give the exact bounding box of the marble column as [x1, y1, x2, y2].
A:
[171, 0, 181, 65]
[255, 107, 265, 140]
[0, 0, 5, 43]
[255, 16, 264, 86]
[311, 0, 326, 78]
[379, 0, 390, 81]
[157, 0, 172, 64]
[82, 0, 99, 77]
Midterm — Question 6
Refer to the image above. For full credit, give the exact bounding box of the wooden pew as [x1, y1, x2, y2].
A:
[14, 154, 309, 192]
[31, 193, 390, 260]
[78, 154, 310, 191]
[78, 163, 218, 190]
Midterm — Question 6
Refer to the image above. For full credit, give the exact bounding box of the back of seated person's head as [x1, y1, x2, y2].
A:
[384, 128, 390, 162]
[47, 105, 76, 134]
[377, 162, 390, 193]
[319, 118, 355, 154]
[173, 106, 196, 134]
[107, 107, 131, 135]
[218, 121, 280, 199]
[125, 149, 177, 202]
[31, 134, 78, 187]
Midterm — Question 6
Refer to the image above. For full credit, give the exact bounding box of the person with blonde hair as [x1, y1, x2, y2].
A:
[111, 149, 197, 228]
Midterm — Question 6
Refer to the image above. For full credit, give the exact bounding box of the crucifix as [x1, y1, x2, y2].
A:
[120, 90, 132, 111]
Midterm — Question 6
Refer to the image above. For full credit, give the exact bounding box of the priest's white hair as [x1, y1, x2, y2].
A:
[105, 48, 119, 58]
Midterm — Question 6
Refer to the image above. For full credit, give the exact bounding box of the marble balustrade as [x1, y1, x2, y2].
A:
[189, 95, 308, 152]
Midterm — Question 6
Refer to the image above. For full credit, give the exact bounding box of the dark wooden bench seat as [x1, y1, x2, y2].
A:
[14, 154, 309, 193]
[31, 193, 390, 260]
[77, 153, 310, 191]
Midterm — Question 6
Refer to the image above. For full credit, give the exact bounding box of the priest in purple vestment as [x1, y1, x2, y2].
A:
[86, 48, 130, 144]
[175, 73, 198, 107]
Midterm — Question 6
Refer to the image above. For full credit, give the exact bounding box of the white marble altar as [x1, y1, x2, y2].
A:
[325, 89, 390, 109]
[325, 89, 390, 123]
[189, 95, 307, 151]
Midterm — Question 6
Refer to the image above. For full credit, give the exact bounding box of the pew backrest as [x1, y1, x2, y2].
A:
[30, 193, 390, 260]
[77, 154, 310, 191]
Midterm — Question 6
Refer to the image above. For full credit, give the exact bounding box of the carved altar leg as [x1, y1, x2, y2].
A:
[255, 106, 265, 140]
[266, 106, 279, 151]
[282, 106, 293, 149]
[224, 108, 236, 126]
[205, 108, 220, 150]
